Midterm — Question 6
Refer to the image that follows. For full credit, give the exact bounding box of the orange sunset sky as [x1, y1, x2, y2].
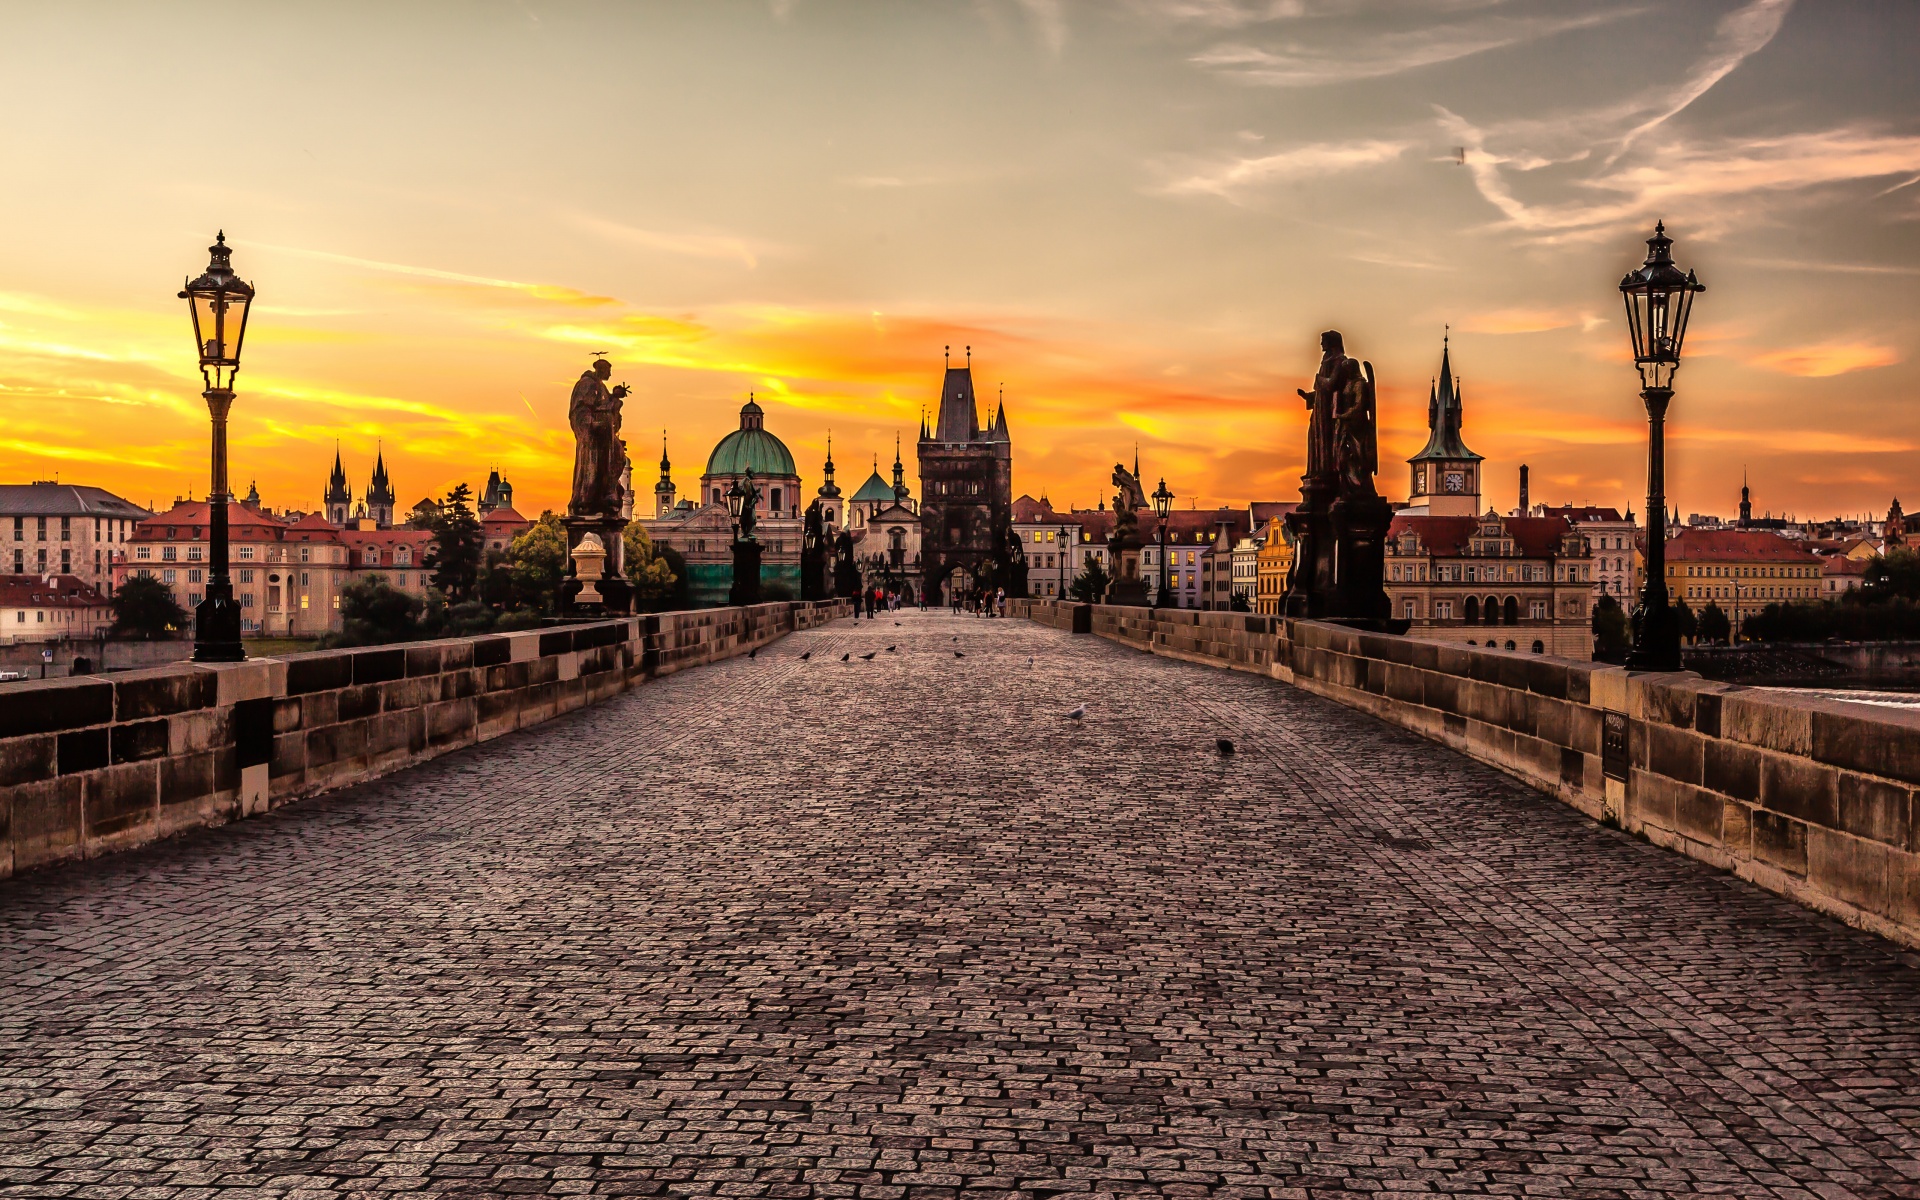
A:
[1, 1, 1915, 521]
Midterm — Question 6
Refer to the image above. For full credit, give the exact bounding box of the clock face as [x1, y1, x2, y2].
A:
[1443, 471, 1467, 494]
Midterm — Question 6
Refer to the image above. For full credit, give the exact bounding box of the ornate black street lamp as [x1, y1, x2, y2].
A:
[1059, 518, 1074, 601]
[1619, 221, 1705, 671]
[1152, 478, 1174, 609]
[180, 233, 254, 663]
[727, 470, 762, 607]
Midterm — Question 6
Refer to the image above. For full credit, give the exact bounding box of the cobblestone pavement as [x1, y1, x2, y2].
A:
[5, 612, 1920, 1199]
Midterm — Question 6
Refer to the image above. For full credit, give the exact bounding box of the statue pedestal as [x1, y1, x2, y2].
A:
[1104, 540, 1151, 607]
[729, 539, 763, 607]
[559, 514, 633, 617]
[1281, 486, 1405, 632]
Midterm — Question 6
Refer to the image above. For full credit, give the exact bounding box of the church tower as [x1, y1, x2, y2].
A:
[1739, 471, 1753, 527]
[324, 445, 352, 525]
[364, 446, 396, 529]
[918, 346, 1014, 603]
[815, 433, 843, 530]
[654, 435, 677, 518]
[1406, 332, 1482, 517]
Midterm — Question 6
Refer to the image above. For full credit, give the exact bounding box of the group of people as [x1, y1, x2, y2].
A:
[950, 586, 1009, 619]
[853, 587, 909, 619]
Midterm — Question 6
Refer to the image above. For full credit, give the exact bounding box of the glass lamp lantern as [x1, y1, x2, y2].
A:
[1619, 221, 1704, 394]
[180, 231, 255, 393]
[1152, 478, 1174, 519]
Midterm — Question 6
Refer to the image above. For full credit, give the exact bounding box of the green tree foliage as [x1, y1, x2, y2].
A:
[1672, 597, 1698, 642]
[430, 483, 484, 602]
[623, 522, 679, 608]
[507, 511, 568, 613]
[1861, 548, 1920, 603]
[1742, 598, 1920, 642]
[111, 575, 188, 640]
[1591, 593, 1630, 662]
[1070, 556, 1111, 603]
[1697, 602, 1732, 646]
[332, 576, 422, 647]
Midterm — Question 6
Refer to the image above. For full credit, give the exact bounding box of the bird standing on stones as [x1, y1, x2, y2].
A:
[799, 651, 811, 661]
[886, 645, 896, 653]
[749, 647, 758, 659]
[840, 652, 851, 662]
[860, 651, 877, 660]
[1064, 704, 1086, 720]
[1216, 738, 1235, 755]
[954, 650, 966, 658]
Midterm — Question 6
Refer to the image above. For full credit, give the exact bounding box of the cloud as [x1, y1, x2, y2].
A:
[1191, 6, 1634, 87]
[258, 242, 622, 306]
[1160, 138, 1410, 197]
[1751, 341, 1901, 378]
[1458, 309, 1581, 335]
[1606, 0, 1794, 166]
[1015, 0, 1068, 55]
[569, 214, 768, 270]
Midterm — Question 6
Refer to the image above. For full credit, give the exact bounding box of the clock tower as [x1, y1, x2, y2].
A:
[1407, 332, 1483, 517]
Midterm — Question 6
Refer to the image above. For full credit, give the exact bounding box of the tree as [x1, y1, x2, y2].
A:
[1230, 591, 1251, 613]
[506, 511, 567, 613]
[1861, 548, 1920, 603]
[1697, 602, 1732, 646]
[111, 575, 188, 640]
[1070, 556, 1111, 603]
[334, 576, 421, 646]
[430, 483, 484, 602]
[1672, 597, 1698, 643]
[623, 522, 679, 608]
[1591, 594, 1630, 662]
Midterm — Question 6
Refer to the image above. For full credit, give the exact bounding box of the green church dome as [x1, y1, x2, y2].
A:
[705, 398, 797, 478]
[851, 470, 894, 503]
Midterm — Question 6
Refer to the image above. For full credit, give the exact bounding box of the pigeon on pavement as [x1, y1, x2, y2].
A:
[749, 647, 758, 659]
[886, 645, 896, 652]
[799, 651, 812, 661]
[860, 651, 877, 660]
[1216, 738, 1235, 755]
[840, 652, 851, 662]
[1064, 704, 1086, 720]
[954, 650, 966, 658]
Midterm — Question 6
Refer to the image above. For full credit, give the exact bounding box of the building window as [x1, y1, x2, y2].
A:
[163, 569, 176, 583]
[397, 548, 410, 565]
[237, 546, 254, 560]
[241, 594, 254, 608]
[36, 517, 46, 541]
[397, 573, 408, 586]
[1530, 600, 1547, 620]
[1436, 601, 1452, 620]
[239, 569, 254, 583]
[1403, 599, 1416, 620]
[190, 569, 204, 584]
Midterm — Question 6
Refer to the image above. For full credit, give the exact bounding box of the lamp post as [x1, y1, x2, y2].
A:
[1059, 519, 1074, 601]
[1619, 221, 1705, 672]
[180, 233, 254, 663]
[727, 471, 762, 607]
[1152, 478, 1174, 609]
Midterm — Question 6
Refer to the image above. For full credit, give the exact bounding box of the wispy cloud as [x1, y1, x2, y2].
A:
[1191, 6, 1634, 87]
[1606, 0, 1794, 166]
[569, 214, 769, 269]
[1015, 0, 1068, 55]
[258, 242, 622, 306]
[1160, 138, 1410, 196]
[1750, 340, 1901, 378]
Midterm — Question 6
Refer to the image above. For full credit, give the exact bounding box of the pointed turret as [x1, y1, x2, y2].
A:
[817, 432, 841, 499]
[892, 433, 909, 500]
[1739, 469, 1752, 527]
[1408, 330, 1483, 516]
[933, 349, 981, 442]
[365, 444, 396, 526]
[324, 444, 352, 524]
[654, 432, 678, 516]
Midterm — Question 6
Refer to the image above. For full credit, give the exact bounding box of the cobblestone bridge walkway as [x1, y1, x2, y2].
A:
[5, 612, 1920, 1198]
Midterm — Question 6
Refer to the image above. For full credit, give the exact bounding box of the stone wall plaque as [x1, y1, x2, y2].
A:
[1602, 711, 1629, 782]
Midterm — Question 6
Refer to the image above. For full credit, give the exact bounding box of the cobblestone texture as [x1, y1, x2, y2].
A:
[4, 611, 1920, 1198]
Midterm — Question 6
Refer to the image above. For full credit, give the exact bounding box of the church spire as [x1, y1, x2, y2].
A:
[892, 432, 908, 500]
[659, 430, 671, 476]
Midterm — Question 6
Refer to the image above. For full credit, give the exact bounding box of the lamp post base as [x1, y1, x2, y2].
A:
[192, 586, 245, 663]
[1626, 599, 1683, 672]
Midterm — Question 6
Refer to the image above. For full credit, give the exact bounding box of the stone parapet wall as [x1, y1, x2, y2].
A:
[0, 599, 849, 880]
[1014, 599, 1920, 949]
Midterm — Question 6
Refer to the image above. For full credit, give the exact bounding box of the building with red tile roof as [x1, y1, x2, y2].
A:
[0, 574, 113, 644]
[1661, 529, 1822, 629]
[481, 505, 532, 555]
[1385, 510, 1595, 659]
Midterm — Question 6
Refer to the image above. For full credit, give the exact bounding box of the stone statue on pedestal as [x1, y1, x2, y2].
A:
[559, 357, 635, 617]
[1281, 331, 1401, 629]
[1102, 460, 1152, 607]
